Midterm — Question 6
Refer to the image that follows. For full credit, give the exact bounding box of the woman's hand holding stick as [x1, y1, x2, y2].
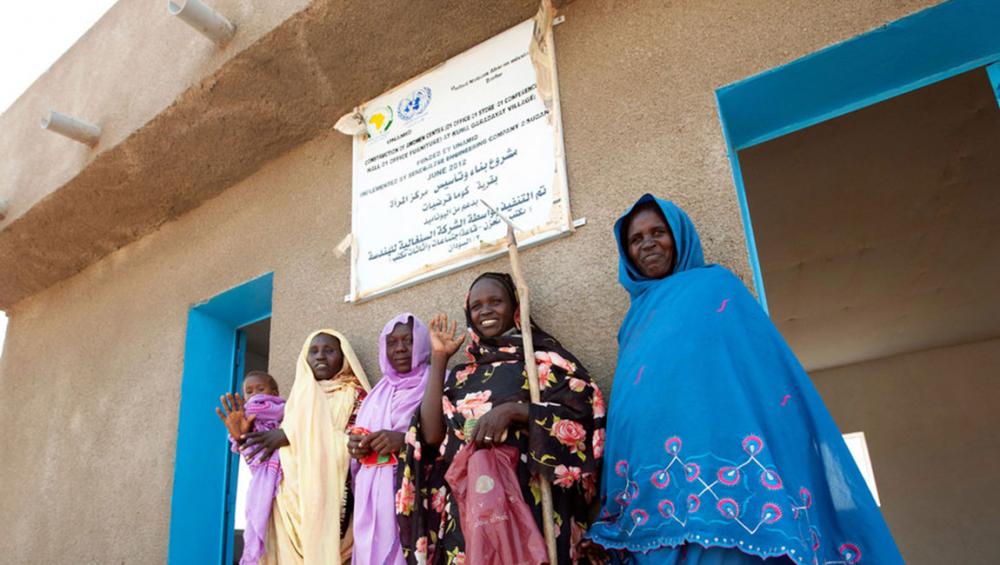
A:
[480, 198, 559, 565]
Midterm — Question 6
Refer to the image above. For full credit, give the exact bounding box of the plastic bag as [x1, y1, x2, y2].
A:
[444, 443, 550, 565]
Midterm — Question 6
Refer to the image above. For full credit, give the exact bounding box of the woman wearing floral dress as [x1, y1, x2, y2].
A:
[396, 272, 606, 564]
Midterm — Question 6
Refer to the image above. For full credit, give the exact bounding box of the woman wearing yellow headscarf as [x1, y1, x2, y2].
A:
[242, 329, 371, 564]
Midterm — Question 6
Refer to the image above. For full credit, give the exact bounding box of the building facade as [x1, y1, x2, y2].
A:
[1, 1, 997, 563]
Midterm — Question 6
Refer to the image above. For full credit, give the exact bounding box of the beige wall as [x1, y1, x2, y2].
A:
[814, 338, 1000, 565]
[739, 67, 1000, 372]
[0, 0, 941, 562]
[0, 0, 310, 224]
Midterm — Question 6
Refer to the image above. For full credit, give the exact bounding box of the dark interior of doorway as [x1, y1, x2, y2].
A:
[230, 317, 271, 564]
[735, 66, 1000, 564]
[738, 67, 1000, 372]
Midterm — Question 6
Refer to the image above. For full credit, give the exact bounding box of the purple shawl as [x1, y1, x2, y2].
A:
[234, 393, 285, 565]
[352, 313, 431, 565]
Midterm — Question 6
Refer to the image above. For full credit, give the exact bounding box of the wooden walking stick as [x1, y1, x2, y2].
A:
[480, 199, 559, 564]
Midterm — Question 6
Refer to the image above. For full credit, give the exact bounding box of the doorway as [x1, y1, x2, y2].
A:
[739, 67, 1000, 372]
[168, 273, 273, 565]
[229, 317, 271, 564]
[714, 1, 1000, 562]
[736, 66, 1000, 564]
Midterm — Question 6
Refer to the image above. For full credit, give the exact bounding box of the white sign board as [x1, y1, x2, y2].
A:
[349, 19, 572, 301]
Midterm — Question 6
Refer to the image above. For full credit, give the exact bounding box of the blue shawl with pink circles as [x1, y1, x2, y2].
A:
[586, 194, 903, 565]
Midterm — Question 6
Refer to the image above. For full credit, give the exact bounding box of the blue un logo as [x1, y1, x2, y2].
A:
[398, 87, 432, 121]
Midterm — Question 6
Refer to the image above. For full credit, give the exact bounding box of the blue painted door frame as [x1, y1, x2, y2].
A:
[168, 273, 274, 565]
[222, 330, 248, 565]
[715, 0, 1000, 310]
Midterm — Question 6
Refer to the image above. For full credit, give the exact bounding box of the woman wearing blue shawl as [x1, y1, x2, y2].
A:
[586, 195, 903, 565]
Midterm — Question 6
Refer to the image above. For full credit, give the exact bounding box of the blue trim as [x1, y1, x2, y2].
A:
[716, 100, 768, 312]
[194, 275, 275, 326]
[168, 273, 273, 565]
[222, 330, 248, 565]
[987, 61, 1000, 108]
[715, 0, 1000, 307]
[718, 0, 1000, 150]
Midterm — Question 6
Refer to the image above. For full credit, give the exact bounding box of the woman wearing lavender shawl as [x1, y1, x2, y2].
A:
[349, 314, 432, 565]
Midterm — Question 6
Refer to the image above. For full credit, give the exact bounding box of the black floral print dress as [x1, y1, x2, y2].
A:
[396, 274, 606, 564]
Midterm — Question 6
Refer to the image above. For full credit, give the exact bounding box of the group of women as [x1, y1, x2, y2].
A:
[230, 195, 903, 564]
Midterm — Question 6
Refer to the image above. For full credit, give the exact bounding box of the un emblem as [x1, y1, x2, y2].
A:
[398, 87, 432, 121]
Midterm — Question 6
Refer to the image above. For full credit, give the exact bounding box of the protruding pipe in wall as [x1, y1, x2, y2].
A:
[167, 0, 236, 46]
[39, 111, 101, 146]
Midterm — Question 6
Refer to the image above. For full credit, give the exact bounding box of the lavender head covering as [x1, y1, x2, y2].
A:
[376, 313, 431, 388]
[352, 313, 431, 565]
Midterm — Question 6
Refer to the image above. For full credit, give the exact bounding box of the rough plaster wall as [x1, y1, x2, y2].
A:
[0, 0, 945, 561]
[739, 68, 1000, 372]
[0, 0, 541, 308]
[813, 339, 1000, 565]
[551, 0, 936, 293]
[0, 0, 310, 221]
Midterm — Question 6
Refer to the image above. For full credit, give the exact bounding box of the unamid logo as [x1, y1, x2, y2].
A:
[365, 106, 393, 137]
[398, 86, 432, 121]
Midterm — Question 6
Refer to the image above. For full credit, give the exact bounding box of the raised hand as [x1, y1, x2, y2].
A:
[428, 313, 466, 359]
[215, 392, 256, 440]
[420, 314, 466, 446]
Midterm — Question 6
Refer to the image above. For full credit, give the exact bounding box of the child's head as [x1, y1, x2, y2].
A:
[243, 370, 279, 399]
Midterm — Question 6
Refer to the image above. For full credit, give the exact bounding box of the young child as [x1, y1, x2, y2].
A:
[216, 370, 285, 565]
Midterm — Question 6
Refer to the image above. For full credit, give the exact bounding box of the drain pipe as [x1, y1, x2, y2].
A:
[167, 0, 236, 46]
[40, 111, 101, 146]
